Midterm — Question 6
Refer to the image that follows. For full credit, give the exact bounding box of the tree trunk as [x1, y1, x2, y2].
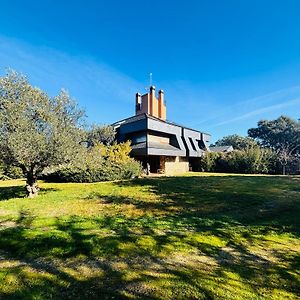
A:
[26, 172, 39, 197]
[282, 164, 286, 175]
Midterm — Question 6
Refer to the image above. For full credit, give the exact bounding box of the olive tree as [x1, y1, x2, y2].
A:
[248, 116, 300, 175]
[0, 71, 85, 196]
[86, 124, 116, 147]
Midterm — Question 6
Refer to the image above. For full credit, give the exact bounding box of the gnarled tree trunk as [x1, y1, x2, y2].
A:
[25, 170, 39, 198]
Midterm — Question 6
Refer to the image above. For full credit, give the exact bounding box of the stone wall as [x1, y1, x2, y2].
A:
[163, 156, 189, 175]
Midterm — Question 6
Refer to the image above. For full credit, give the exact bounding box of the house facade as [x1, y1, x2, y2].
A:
[112, 86, 211, 174]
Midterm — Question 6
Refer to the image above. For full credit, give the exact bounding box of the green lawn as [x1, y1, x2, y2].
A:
[0, 173, 299, 299]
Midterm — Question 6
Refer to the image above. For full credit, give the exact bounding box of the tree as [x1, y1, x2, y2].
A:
[86, 124, 115, 147]
[213, 134, 258, 150]
[224, 147, 276, 174]
[248, 116, 300, 174]
[0, 71, 85, 196]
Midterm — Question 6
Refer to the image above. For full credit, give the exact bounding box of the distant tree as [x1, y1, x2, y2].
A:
[86, 124, 116, 147]
[248, 116, 300, 174]
[0, 70, 85, 196]
[213, 134, 258, 150]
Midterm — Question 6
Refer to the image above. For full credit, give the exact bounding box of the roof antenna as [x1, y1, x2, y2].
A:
[145, 73, 153, 91]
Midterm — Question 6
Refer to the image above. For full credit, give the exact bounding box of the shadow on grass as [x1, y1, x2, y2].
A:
[0, 175, 299, 298]
[0, 207, 299, 299]
[112, 175, 300, 236]
[0, 211, 216, 299]
[0, 185, 59, 201]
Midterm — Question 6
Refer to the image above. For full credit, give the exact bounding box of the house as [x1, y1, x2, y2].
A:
[209, 145, 234, 153]
[112, 86, 211, 174]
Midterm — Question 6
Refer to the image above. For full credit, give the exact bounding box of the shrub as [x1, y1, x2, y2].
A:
[200, 152, 223, 172]
[42, 141, 142, 183]
[43, 160, 142, 183]
[0, 161, 23, 179]
[200, 147, 277, 174]
[224, 147, 275, 174]
[0, 174, 11, 181]
[3, 166, 23, 179]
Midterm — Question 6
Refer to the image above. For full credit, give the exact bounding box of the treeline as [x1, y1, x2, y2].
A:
[200, 147, 278, 174]
[203, 117, 300, 175]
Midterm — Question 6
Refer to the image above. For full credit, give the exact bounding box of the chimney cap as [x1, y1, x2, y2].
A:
[136, 92, 141, 96]
[150, 85, 156, 91]
[158, 89, 164, 93]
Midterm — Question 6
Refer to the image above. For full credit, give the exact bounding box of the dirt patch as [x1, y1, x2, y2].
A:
[0, 220, 16, 230]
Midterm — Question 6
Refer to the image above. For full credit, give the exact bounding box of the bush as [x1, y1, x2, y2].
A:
[3, 166, 23, 179]
[200, 152, 223, 172]
[0, 174, 11, 181]
[42, 142, 142, 183]
[224, 147, 276, 174]
[0, 162, 23, 179]
[44, 160, 142, 183]
[200, 147, 277, 174]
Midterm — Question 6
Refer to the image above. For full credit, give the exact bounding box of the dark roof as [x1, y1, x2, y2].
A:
[148, 142, 180, 151]
[112, 113, 211, 136]
[111, 114, 146, 127]
[130, 142, 147, 150]
[209, 146, 234, 153]
[131, 141, 180, 151]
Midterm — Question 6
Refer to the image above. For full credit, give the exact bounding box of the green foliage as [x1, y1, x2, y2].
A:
[248, 116, 300, 174]
[213, 134, 258, 150]
[43, 141, 142, 182]
[86, 124, 116, 147]
[0, 161, 23, 180]
[224, 147, 276, 174]
[44, 160, 142, 183]
[0, 174, 10, 181]
[201, 147, 276, 174]
[0, 70, 85, 192]
[2, 165, 23, 179]
[0, 174, 299, 299]
[200, 151, 223, 172]
[248, 116, 300, 152]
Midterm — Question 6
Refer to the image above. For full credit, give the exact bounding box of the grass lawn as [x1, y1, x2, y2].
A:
[0, 173, 299, 299]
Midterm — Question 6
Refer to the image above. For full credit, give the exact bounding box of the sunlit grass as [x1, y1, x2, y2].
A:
[0, 173, 299, 299]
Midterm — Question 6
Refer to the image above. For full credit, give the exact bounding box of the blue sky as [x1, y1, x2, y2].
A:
[1, 1, 300, 141]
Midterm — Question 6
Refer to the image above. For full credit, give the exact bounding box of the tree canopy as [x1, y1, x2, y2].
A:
[248, 116, 300, 152]
[213, 134, 258, 150]
[86, 124, 116, 147]
[248, 116, 300, 174]
[0, 70, 85, 196]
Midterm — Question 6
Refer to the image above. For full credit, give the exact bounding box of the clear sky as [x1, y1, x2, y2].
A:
[1, 0, 300, 141]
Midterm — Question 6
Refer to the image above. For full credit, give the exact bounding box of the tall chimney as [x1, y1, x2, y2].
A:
[158, 89, 166, 120]
[135, 93, 141, 115]
[149, 86, 155, 115]
[158, 89, 164, 118]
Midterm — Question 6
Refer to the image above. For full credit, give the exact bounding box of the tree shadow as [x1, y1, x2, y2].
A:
[0, 175, 299, 298]
[113, 175, 300, 236]
[0, 211, 138, 299]
[0, 185, 59, 201]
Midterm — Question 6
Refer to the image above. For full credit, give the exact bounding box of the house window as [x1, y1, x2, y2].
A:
[131, 134, 146, 144]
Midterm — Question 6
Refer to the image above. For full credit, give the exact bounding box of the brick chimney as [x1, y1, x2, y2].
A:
[135, 86, 166, 120]
[158, 89, 166, 121]
[135, 93, 141, 114]
[149, 86, 156, 116]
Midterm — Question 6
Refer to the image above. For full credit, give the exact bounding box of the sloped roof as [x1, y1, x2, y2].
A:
[112, 113, 211, 136]
[209, 145, 234, 153]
